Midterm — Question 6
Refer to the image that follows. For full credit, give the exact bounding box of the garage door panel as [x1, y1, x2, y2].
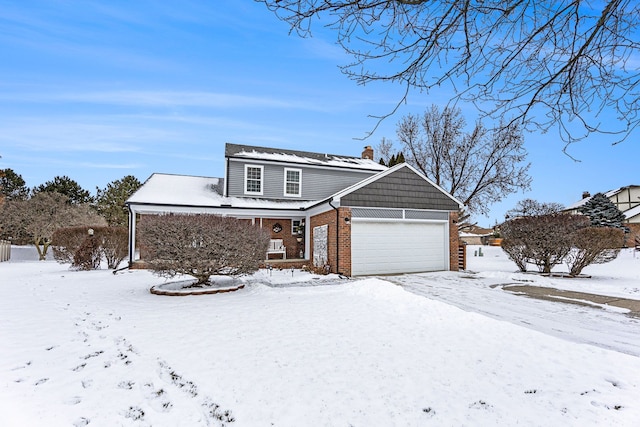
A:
[351, 221, 447, 275]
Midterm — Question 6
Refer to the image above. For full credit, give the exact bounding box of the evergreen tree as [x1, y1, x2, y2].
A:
[0, 168, 29, 201]
[577, 193, 627, 230]
[396, 152, 406, 164]
[33, 176, 93, 205]
[95, 175, 142, 226]
[377, 151, 406, 168]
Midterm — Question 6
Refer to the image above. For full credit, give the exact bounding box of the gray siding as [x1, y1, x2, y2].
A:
[341, 167, 460, 211]
[227, 160, 376, 200]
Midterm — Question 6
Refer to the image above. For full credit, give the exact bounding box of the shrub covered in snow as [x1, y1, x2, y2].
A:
[501, 214, 590, 273]
[138, 214, 271, 286]
[565, 227, 624, 276]
[52, 226, 129, 270]
[98, 226, 128, 269]
[52, 226, 92, 264]
[502, 213, 624, 275]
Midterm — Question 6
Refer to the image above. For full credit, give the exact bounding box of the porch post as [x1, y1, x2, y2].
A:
[304, 215, 310, 260]
[128, 208, 136, 265]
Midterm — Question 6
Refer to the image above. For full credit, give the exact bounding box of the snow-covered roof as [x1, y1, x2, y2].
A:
[624, 203, 640, 220]
[225, 143, 387, 172]
[565, 185, 640, 210]
[459, 232, 492, 237]
[127, 173, 312, 210]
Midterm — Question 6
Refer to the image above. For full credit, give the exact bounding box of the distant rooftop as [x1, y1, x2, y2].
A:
[565, 185, 640, 210]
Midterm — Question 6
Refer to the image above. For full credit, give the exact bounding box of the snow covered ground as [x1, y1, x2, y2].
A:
[1, 245, 639, 426]
[392, 245, 640, 358]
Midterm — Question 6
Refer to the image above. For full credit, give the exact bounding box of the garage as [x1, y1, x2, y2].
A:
[351, 219, 448, 275]
[308, 163, 462, 276]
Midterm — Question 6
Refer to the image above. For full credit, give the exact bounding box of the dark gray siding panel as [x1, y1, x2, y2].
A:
[341, 168, 460, 211]
[302, 168, 375, 200]
[227, 160, 375, 200]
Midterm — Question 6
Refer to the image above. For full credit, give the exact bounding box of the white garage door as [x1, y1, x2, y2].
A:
[351, 220, 448, 275]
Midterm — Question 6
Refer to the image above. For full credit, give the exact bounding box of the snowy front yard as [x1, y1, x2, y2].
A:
[1, 246, 639, 426]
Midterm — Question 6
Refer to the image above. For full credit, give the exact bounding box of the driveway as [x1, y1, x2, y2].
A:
[500, 284, 640, 317]
[388, 272, 640, 357]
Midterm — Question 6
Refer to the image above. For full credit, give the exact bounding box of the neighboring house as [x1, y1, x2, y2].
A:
[126, 143, 463, 276]
[459, 226, 494, 246]
[565, 186, 640, 245]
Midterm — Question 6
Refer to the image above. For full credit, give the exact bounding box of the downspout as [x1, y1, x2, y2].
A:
[328, 199, 340, 275]
[127, 204, 135, 266]
[224, 157, 230, 197]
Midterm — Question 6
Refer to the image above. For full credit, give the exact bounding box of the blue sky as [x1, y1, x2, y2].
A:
[1, 0, 638, 226]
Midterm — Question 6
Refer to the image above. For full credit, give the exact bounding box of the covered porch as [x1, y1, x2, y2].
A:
[125, 173, 314, 267]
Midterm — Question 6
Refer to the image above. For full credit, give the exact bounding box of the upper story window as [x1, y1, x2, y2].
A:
[244, 165, 263, 195]
[284, 168, 301, 197]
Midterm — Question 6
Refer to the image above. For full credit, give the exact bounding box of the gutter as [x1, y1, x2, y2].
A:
[127, 201, 308, 211]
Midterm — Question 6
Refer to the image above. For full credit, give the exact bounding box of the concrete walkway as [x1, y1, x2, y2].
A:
[501, 285, 640, 317]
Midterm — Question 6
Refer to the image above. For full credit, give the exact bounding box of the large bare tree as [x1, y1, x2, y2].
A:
[505, 199, 565, 219]
[257, 1, 640, 147]
[395, 105, 531, 215]
[0, 192, 106, 260]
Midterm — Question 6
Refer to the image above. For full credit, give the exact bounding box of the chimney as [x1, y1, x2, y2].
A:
[362, 145, 374, 160]
[582, 191, 591, 199]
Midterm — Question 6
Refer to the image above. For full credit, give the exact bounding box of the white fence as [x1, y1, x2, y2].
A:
[0, 240, 10, 262]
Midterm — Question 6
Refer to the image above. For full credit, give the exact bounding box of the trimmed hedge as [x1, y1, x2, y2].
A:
[52, 226, 128, 270]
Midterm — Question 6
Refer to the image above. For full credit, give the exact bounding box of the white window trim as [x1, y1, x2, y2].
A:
[283, 167, 302, 197]
[292, 219, 301, 234]
[244, 164, 264, 196]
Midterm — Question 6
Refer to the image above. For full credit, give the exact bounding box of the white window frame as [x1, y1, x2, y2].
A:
[292, 219, 301, 234]
[244, 164, 264, 195]
[283, 167, 302, 197]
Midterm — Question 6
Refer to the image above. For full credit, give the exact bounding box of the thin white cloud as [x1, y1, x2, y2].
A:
[0, 86, 407, 116]
[0, 89, 314, 110]
[76, 161, 144, 169]
[0, 118, 176, 153]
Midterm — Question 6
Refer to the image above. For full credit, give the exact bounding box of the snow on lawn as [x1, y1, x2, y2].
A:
[1, 248, 639, 426]
[466, 245, 640, 300]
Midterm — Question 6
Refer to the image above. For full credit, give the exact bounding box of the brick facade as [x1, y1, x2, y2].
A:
[259, 218, 304, 260]
[311, 207, 459, 276]
[337, 207, 352, 276]
[449, 211, 460, 271]
[136, 210, 460, 275]
[309, 210, 337, 274]
[309, 207, 352, 276]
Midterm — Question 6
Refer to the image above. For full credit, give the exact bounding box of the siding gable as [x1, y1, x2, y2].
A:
[340, 167, 461, 211]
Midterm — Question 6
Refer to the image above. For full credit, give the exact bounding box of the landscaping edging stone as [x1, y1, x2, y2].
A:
[150, 283, 245, 296]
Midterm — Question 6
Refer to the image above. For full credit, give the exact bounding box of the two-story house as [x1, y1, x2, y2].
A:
[565, 186, 640, 245]
[126, 143, 463, 276]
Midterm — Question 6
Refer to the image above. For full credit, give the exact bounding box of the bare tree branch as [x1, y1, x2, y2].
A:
[257, 0, 640, 146]
[395, 105, 531, 214]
